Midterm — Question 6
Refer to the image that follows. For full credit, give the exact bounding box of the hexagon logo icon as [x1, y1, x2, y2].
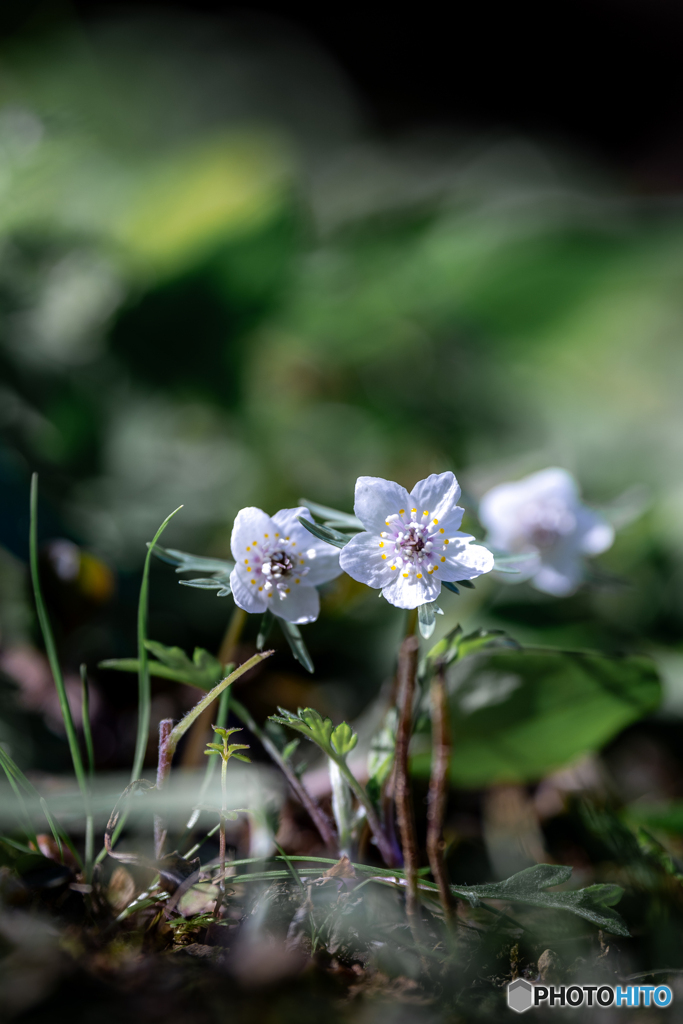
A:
[508, 978, 534, 1013]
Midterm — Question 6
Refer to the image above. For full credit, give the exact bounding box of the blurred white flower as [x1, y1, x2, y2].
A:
[230, 506, 341, 624]
[340, 472, 493, 610]
[478, 468, 614, 597]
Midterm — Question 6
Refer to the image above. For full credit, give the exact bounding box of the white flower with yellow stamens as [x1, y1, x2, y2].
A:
[339, 473, 493, 609]
[229, 506, 341, 623]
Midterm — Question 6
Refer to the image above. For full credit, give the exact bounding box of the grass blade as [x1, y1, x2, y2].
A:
[30, 474, 87, 794]
[132, 505, 184, 784]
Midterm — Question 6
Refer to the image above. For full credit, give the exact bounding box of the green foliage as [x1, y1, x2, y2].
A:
[296, 516, 353, 549]
[451, 863, 628, 936]
[152, 544, 234, 596]
[204, 726, 251, 764]
[99, 640, 226, 691]
[269, 707, 358, 763]
[276, 618, 315, 674]
[412, 646, 661, 786]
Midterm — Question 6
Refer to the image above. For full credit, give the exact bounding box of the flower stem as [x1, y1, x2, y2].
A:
[330, 753, 399, 867]
[214, 754, 228, 920]
[166, 651, 273, 758]
[426, 665, 455, 926]
[394, 634, 420, 931]
[154, 718, 174, 859]
[231, 697, 337, 850]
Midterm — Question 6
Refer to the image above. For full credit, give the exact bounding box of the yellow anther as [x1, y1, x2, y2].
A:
[275, 532, 279, 537]
[390, 566, 397, 570]
[439, 528, 444, 533]
[285, 588, 290, 594]
[300, 559, 305, 564]
[244, 559, 249, 564]
[441, 556, 446, 562]
[402, 573, 409, 577]
[264, 533, 269, 538]
[251, 579, 256, 585]
[411, 508, 416, 513]
[433, 519, 439, 525]
[258, 586, 263, 591]
[381, 554, 387, 559]
[295, 579, 300, 584]
[379, 542, 384, 548]
[423, 511, 429, 516]
[417, 573, 423, 579]
[246, 546, 250, 551]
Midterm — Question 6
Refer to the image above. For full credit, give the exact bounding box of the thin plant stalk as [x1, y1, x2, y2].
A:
[394, 634, 420, 929]
[214, 753, 228, 920]
[154, 718, 174, 859]
[185, 685, 231, 832]
[80, 664, 95, 879]
[29, 475, 87, 795]
[330, 753, 399, 867]
[181, 606, 247, 768]
[166, 652, 274, 759]
[230, 697, 337, 850]
[426, 665, 455, 926]
[329, 758, 353, 858]
[132, 505, 184, 783]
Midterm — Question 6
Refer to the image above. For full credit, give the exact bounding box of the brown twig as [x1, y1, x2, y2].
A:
[394, 634, 420, 930]
[426, 666, 455, 925]
[154, 718, 174, 859]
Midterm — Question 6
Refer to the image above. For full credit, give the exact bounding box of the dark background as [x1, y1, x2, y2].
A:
[2, 0, 683, 180]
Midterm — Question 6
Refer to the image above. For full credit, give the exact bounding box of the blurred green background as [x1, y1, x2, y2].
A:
[0, 8, 682, 782]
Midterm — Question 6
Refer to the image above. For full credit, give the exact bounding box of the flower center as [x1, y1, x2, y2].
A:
[243, 536, 309, 600]
[380, 508, 449, 582]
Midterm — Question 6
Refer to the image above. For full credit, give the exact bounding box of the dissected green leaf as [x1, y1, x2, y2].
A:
[99, 641, 226, 691]
[412, 647, 661, 786]
[331, 721, 358, 758]
[270, 707, 335, 754]
[452, 863, 628, 936]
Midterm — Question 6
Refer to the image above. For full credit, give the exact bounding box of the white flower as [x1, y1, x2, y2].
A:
[339, 472, 494, 610]
[478, 467, 614, 597]
[229, 506, 341, 623]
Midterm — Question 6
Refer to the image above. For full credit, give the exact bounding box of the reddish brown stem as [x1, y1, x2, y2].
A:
[426, 666, 455, 925]
[154, 718, 174, 859]
[394, 634, 420, 930]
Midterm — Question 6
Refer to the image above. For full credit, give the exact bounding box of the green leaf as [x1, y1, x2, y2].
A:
[282, 739, 300, 762]
[277, 618, 315, 674]
[269, 707, 335, 754]
[418, 602, 437, 639]
[152, 544, 235, 575]
[257, 609, 275, 651]
[367, 707, 397, 794]
[442, 581, 460, 595]
[331, 721, 358, 758]
[300, 499, 363, 530]
[422, 626, 517, 674]
[99, 641, 225, 691]
[452, 864, 628, 936]
[296, 516, 352, 549]
[178, 574, 232, 596]
[412, 647, 661, 786]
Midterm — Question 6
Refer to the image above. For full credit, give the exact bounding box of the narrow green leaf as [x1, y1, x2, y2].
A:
[418, 602, 437, 639]
[296, 517, 351, 549]
[151, 544, 235, 575]
[300, 499, 363, 530]
[277, 618, 315, 673]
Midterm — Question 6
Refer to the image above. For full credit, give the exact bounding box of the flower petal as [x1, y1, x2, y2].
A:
[339, 532, 394, 589]
[381, 572, 441, 610]
[409, 471, 461, 522]
[353, 476, 412, 533]
[230, 566, 268, 614]
[435, 536, 494, 581]
[231, 507, 275, 561]
[271, 583, 320, 624]
[576, 507, 614, 555]
[273, 507, 342, 585]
